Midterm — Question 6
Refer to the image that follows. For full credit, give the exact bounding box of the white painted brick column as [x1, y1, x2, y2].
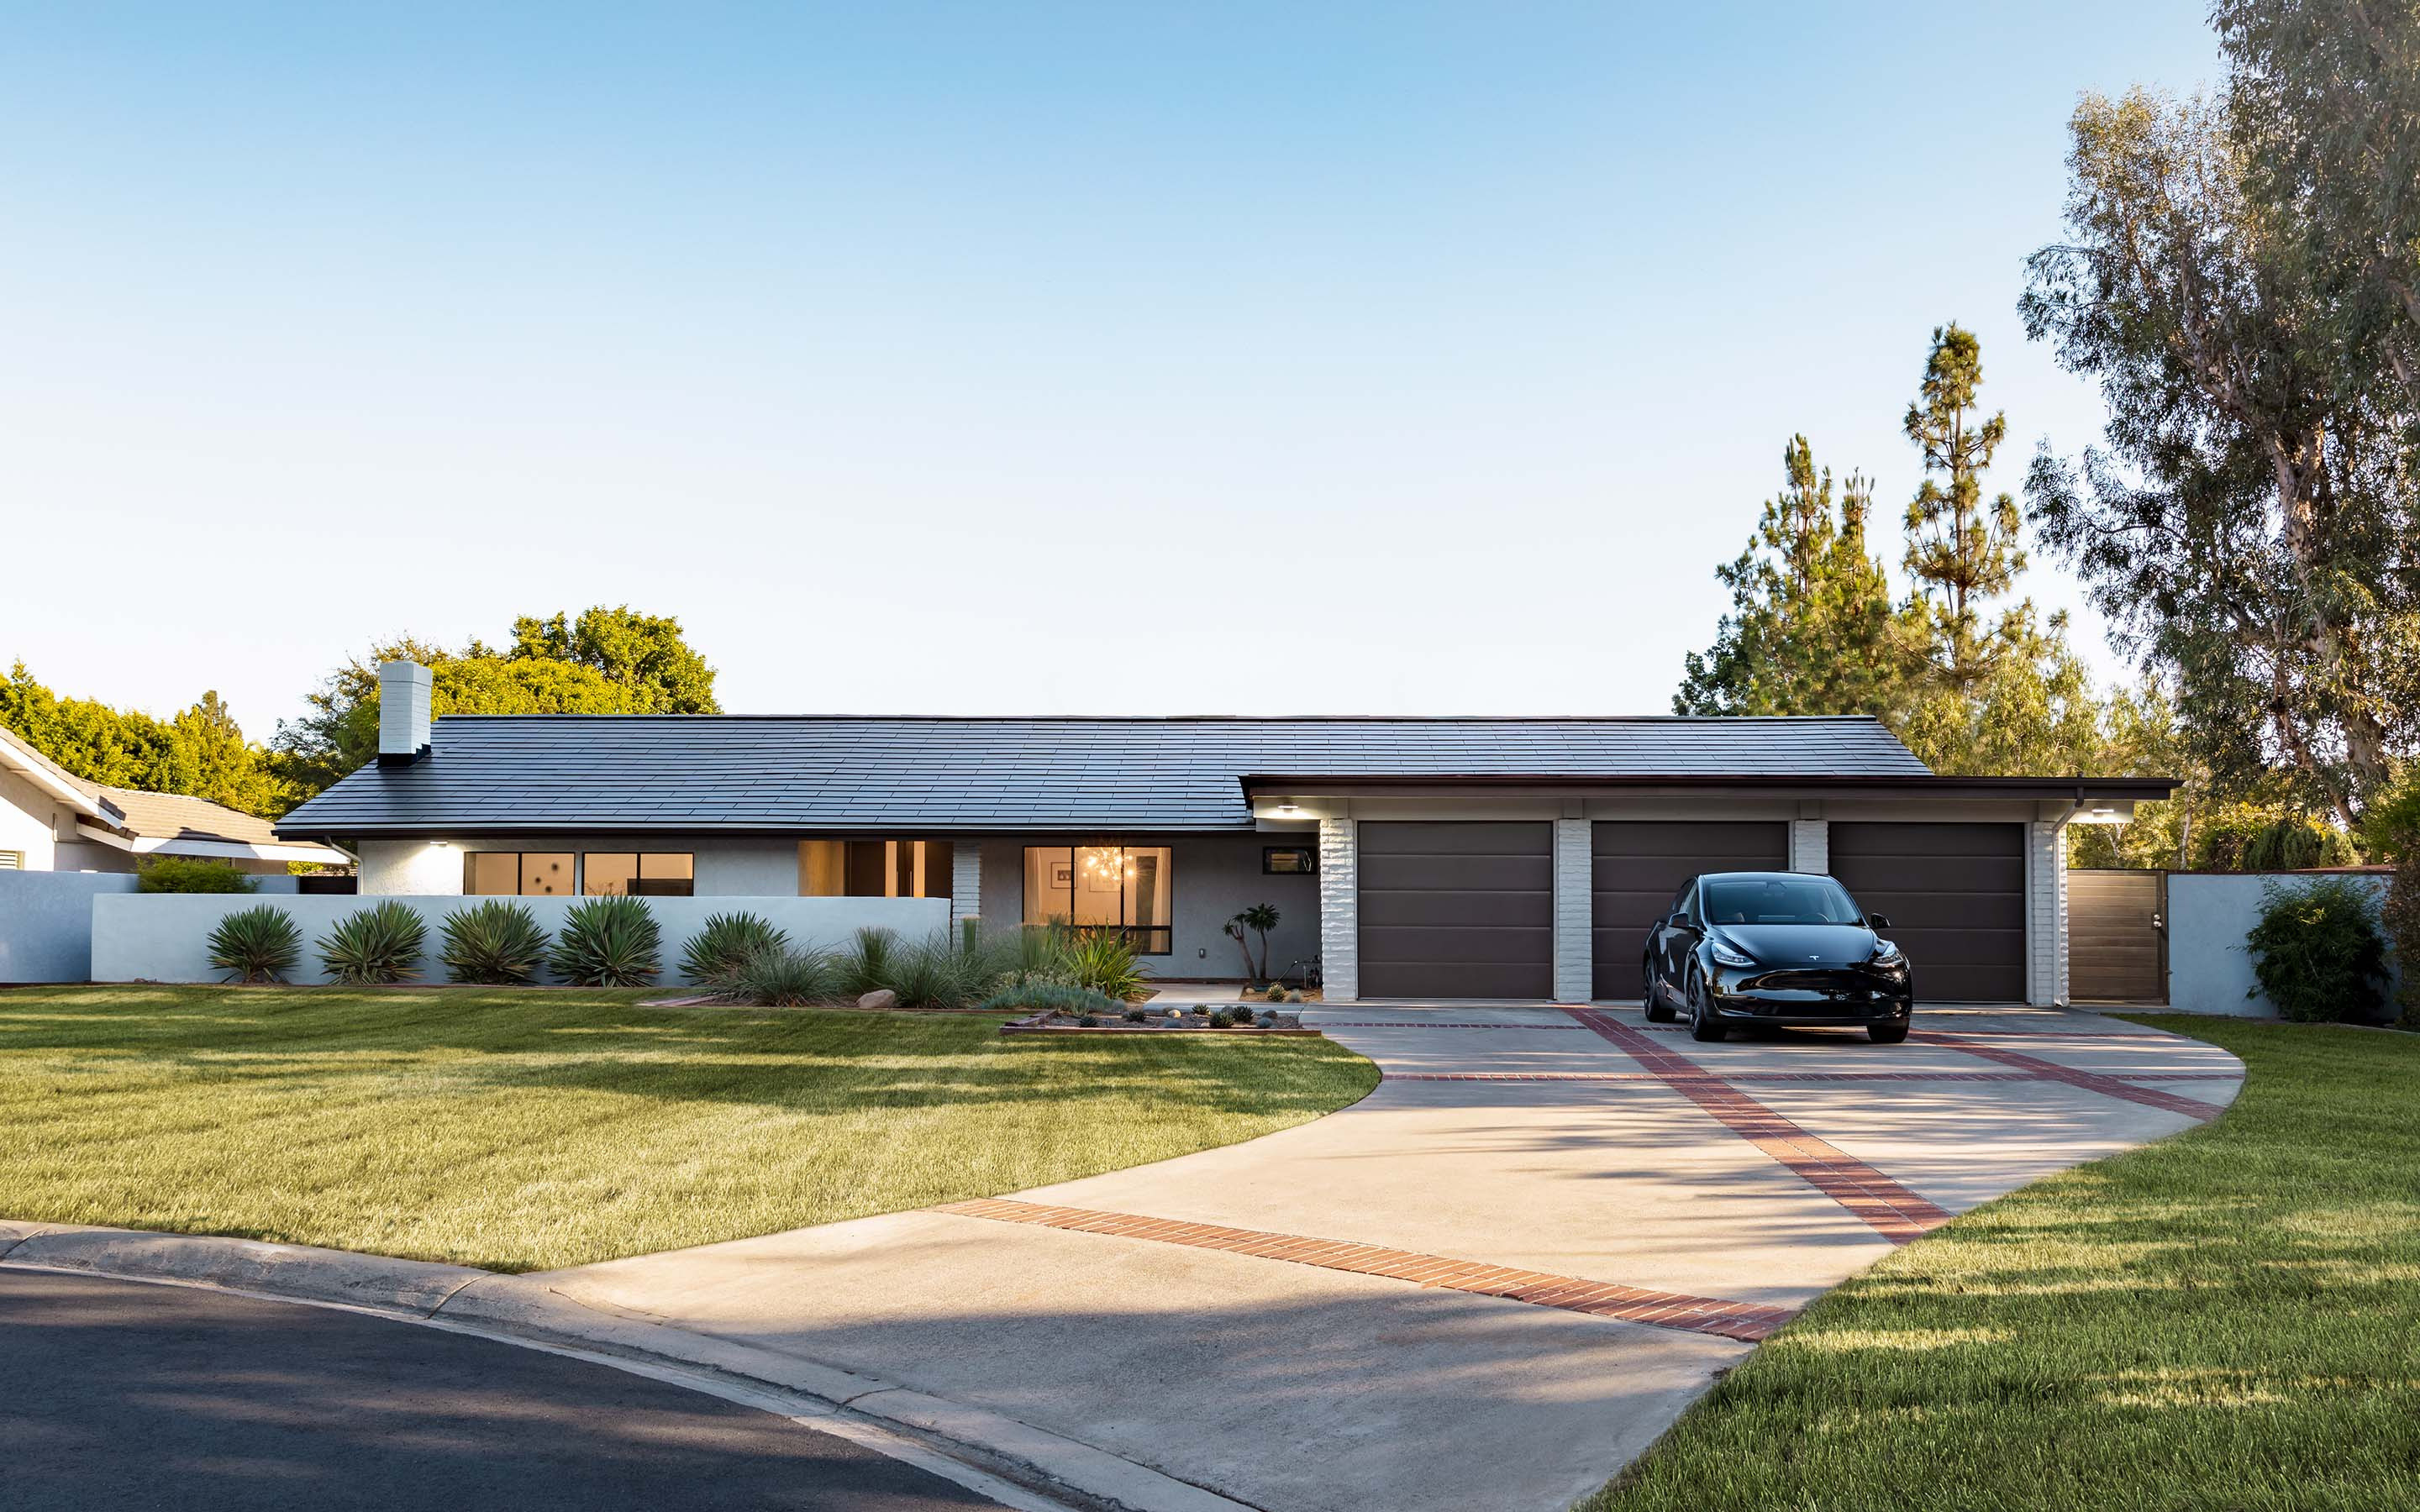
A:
[950, 843, 983, 931]
[2028, 820, 2069, 1006]
[1790, 818, 1828, 874]
[1552, 817, 1591, 1001]
[1318, 816, 1358, 1002]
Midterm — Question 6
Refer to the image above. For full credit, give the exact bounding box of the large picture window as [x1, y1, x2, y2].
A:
[465, 852, 575, 896]
[1022, 845, 1173, 955]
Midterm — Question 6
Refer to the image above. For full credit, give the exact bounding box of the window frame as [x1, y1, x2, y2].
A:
[1261, 846, 1316, 875]
[462, 850, 578, 897]
[578, 852, 696, 898]
[1021, 843, 1176, 956]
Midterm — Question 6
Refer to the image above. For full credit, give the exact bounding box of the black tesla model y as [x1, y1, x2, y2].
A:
[1640, 870, 1913, 1044]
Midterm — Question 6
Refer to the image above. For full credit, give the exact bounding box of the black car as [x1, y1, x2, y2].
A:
[1641, 870, 1912, 1043]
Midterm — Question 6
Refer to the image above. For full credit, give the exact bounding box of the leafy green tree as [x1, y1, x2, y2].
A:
[1676, 437, 1902, 717]
[509, 606, 720, 714]
[0, 663, 285, 815]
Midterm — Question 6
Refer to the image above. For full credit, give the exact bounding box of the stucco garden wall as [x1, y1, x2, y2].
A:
[2167, 870, 2399, 1018]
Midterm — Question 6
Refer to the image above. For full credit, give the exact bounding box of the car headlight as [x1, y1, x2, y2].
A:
[1870, 939, 1903, 965]
[1709, 942, 1757, 969]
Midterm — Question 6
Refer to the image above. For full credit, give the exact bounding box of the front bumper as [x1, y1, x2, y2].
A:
[1705, 964, 1912, 1025]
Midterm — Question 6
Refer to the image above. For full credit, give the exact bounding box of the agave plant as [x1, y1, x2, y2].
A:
[439, 900, 550, 985]
[548, 895, 661, 987]
[679, 911, 792, 987]
[207, 905, 302, 984]
[316, 900, 429, 985]
[722, 944, 838, 1006]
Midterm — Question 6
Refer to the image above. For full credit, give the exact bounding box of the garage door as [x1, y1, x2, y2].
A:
[1591, 821, 1789, 999]
[1357, 821, 1552, 999]
[1827, 822, 2026, 1001]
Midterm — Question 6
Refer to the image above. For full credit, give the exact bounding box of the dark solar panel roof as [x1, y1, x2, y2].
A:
[275, 715, 1933, 836]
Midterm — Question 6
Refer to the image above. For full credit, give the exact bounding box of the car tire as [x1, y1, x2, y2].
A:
[1686, 974, 1728, 1042]
[1642, 958, 1676, 1022]
[1868, 1022, 1910, 1045]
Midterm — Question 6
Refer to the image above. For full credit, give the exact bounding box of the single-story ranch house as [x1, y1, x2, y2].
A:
[0, 727, 348, 874]
[274, 661, 2174, 1005]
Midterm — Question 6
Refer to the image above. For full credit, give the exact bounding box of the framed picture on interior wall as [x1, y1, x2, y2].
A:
[1050, 862, 1074, 890]
[1263, 847, 1316, 874]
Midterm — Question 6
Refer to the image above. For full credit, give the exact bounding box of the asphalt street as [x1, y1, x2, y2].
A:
[0, 1268, 1007, 1511]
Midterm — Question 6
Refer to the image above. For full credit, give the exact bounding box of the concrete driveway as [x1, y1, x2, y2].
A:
[546, 1004, 2243, 1512]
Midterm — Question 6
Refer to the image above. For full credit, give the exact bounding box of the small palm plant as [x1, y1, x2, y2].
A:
[439, 900, 550, 985]
[548, 895, 662, 987]
[679, 911, 792, 987]
[317, 900, 429, 984]
[1224, 903, 1281, 985]
[207, 905, 302, 984]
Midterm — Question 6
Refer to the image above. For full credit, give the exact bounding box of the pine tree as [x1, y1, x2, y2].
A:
[1902, 323, 2026, 691]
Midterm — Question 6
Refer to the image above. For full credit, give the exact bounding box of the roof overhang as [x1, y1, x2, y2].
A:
[73, 821, 351, 865]
[1239, 773, 2177, 801]
[0, 735, 118, 822]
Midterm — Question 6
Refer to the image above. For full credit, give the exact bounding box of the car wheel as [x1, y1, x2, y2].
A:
[1686, 974, 1728, 1042]
[1642, 958, 1676, 1022]
[1868, 1021, 1909, 1045]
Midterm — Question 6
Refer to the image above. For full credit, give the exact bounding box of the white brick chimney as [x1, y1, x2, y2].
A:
[377, 660, 434, 766]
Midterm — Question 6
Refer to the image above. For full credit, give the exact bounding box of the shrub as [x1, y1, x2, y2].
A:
[838, 927, 900, 997]
[720, 945, 838, 1006]
[978, 980, 1126, 1017]
[138, 856, 256, 894]
[1265, 984, 1286, 1003]
[315, 900, 428, 984]
[1065, 929, 1147, 1001]
[2244, 876, 2389, 1023]
[1123, 1009, 1147, 1023]
[548, 895, 662, 987]
[439, 900, 550, 985]
[1076, 1013, 1101, 1027]
[207, 905, 301, 983]
[680, 912, 791, 986]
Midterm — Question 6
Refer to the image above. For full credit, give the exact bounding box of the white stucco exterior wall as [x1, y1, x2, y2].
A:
[1318, 815, 1358, 1001]
[1790, 817, 1828, 874]
[2028, 818, 2069, 1006]
[356, 836, 802, 898]
[0, 768, 69, 871]
[1552, 816, 1591, 1001]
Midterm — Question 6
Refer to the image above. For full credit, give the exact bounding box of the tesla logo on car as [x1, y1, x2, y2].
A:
[1807, 953, 1820, 959]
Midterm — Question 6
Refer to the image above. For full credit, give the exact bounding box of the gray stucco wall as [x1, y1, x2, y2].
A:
[91, 893, 949, 986]
[0, 872, 139, 982]
[974, 834, 1320, 981]
[2167, 871, 2398, 1018]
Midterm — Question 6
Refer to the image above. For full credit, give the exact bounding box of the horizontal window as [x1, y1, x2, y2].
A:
[1263, 846, 1316, 875]
[582, 853, 695, 898]
[1023, 845, 1173, 955]
[465, 852, 574, 896]
[797, 839, 953, 898]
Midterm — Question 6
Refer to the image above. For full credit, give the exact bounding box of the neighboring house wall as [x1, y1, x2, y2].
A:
[92, 893, 948, 986]
[0, 768, 68, 871]
[972, 833, 1322, 979]
[2167, 871, 2399, 1018]
[356, 836, 802, 897]
[0, 872, 139, 981]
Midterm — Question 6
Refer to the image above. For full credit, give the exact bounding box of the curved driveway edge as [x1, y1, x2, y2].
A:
[0, 1221, 1248, 1512]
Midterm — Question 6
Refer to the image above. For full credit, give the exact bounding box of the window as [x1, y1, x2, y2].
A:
[464, 852, 575, 895]
[1701, 875, 1862, 927]
[797, 839, 954, 898]
[581, 853, 696, 897]
[1023, 845, 1173, 955]
[1262, 846, 1316, 875]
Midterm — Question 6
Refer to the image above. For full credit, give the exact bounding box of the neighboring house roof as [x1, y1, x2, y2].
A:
[0, 726, 348, 865]
[276, 713, 1955, 836]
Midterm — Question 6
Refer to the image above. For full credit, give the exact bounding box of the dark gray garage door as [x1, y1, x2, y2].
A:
[1828, 822, 2026, 1001]
[1358, 821, 1552, 999]
[1591, 821, 1789, 999]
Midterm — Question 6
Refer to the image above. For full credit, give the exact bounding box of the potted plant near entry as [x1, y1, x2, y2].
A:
[1223, 904, 1281, 988]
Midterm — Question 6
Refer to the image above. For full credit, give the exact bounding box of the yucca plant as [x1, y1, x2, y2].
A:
[548, 895, 662, 987]
[317, 900, 429, 984]
[207, 905, 302, 984]
[837, 927, 901, 997]
[1066, 928, 1147, 1001]
[679, 911, 791, 987]
[722, 945, 838, 1006]
[439, 900, 550, 985]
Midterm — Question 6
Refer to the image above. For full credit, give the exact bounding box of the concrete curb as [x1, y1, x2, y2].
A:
[0, 1221, 1254, 1512]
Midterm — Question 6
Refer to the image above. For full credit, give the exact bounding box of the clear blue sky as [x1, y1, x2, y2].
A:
[0, 3, 2222, 735]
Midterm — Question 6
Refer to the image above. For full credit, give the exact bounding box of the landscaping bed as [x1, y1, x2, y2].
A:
[1002, 1005, 1320, 1037]
[0, 984, 1379, 1273]
[1585, 1016, 2420, 1512]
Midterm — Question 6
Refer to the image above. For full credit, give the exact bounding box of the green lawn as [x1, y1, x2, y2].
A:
[0, 985, 1377, 1273]
[1586, 1016, 2420, 1512]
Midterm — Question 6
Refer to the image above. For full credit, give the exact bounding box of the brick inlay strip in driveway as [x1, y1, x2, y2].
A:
[1562, 1008, 1954, 1243]
[929, 1198, 1794, 1342]
[1912, 1031, 2228, 1118]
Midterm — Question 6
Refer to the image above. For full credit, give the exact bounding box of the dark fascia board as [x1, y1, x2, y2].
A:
[1238, 773, 2181, 799]
[272, 820, 1263, 841]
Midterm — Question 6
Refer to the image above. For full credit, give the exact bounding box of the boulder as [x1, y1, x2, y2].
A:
[857, 989, 899, 1011]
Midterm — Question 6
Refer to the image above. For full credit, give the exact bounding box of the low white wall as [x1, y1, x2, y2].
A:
[2167, 871, 2397, 1018]
[0, 872, 140, 982]
[91, 894, 949, 987]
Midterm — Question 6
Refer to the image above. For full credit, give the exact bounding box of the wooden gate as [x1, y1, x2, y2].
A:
[2069, 869, 2167, 1003]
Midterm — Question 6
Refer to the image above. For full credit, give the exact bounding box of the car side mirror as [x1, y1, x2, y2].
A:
[1866, 913, 1891, 929]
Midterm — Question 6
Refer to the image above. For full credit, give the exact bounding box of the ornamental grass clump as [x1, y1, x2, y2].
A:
[720, 945, 839, 1006]
[977, 980, 1127, 1017]
[2245, 876, 2389, 1023]
[679, 911, 791, 987]
[439, 900, 550, 986]
[838, 927, 900, 998]
[316, 900, 428, 985]
[206, 906, 301, 984]
[548, 895, 661, 987]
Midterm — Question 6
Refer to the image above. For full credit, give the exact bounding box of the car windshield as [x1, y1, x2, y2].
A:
[1702, 876, 1864, 926]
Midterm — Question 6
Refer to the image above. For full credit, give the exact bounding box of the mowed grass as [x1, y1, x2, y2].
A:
[0, 985, 1377, 1273]
[1586, 1017, 2420, 1512]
